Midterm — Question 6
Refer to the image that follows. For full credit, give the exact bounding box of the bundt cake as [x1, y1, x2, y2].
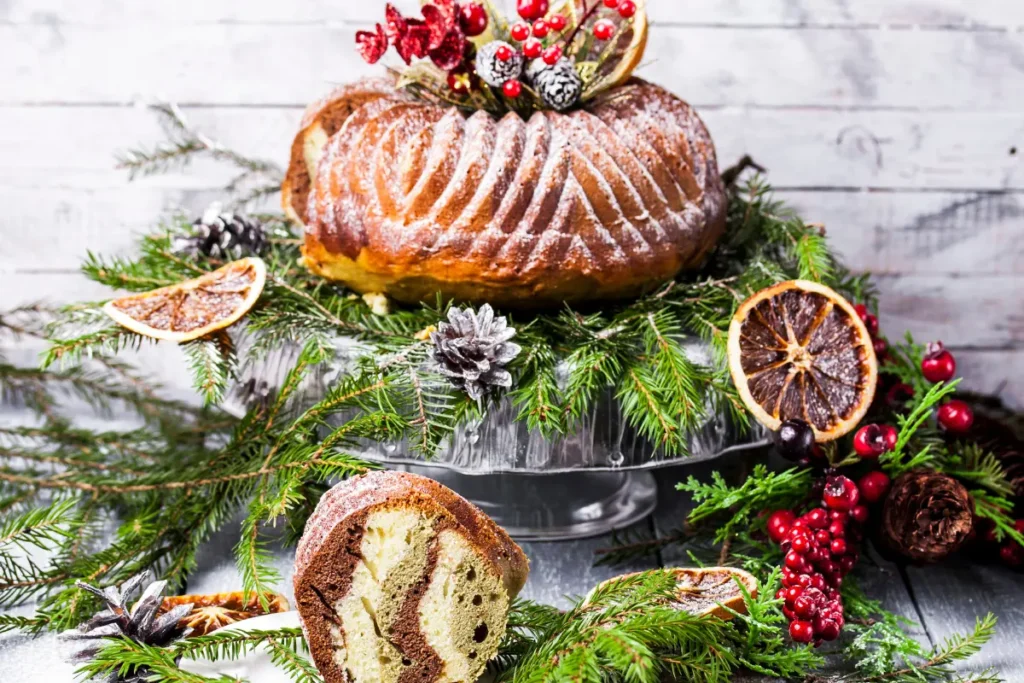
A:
[284, 78, 727, 308]
[293, 471, 529, 683]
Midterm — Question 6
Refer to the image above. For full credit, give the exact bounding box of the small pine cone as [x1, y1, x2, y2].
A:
[430, 304, 521, 401]
[881, 471, 974, 563]
[530, 58, 583, 111]
[173, 204, 267, 260]
[475, 41, 523, 87]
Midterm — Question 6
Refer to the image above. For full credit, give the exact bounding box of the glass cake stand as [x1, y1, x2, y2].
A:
[227, 334, 766, 541]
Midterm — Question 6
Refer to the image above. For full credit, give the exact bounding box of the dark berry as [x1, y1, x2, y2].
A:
[593, 18, 616, 40]
[458, 3, 489, 37]
[617, 0, 637, 18]
[516, 0, 549, 21]
[873, 337, 888, 358]
[886, 382, 915, 408]
[790, 620, 815, 643]
[922, 342, 956, 383]
[1000, 543, 1024, 568]
[502, 79, 523, 97]
[858, 471, 892, 504]
[511, 21, 531, 41]
[773, 419, 816, 462]
[938, 400, 974, 434]
[863, 313, 880, 337]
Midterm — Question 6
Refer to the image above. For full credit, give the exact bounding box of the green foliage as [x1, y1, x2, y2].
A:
[679, 464, 813, 544]
[879, 379, 960, 477]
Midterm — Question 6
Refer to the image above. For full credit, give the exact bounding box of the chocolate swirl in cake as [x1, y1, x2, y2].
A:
[293, 471, 528, 683]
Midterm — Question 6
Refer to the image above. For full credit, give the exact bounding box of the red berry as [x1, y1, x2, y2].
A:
[785, 586, 804, 603]
[938, 400, 974, 434]
[1015, 520, 1024, 534]
[839, 555, 856, 573]
[922, 342, 957, 383]
[790, 620, 815, 643]
[828, 521, 846, 538]
[853, 424, 888, 459]
[858, 471, 892, 504]
[863, 313, 880, 337]
[516, 0, 549, 21]
[791, 535, 811, 554]
[511, 21, 531, 41]
[495, 44, 515, 62]
[886, 382, 915, 408]
[531, 19, 549, 37]
[775, 588, 787, 601]
[823, 477, 859, 511]
[502, 79, 523, 97]
[767, 510, 796, 543]
[880, 424, 898, 451]
[815, 530, 831, 546]
[1000, 543, 1024, 568]
[603, 0, 620, 7]
[617, 0, 637, 18]
[522, 37, 543, 58]
[810, 574, 827, 591]
[458, 3, 489, 37]
[593, 18, 616, 40]
[783, 605, 797, 620]
[806, 508, 829, 529]
[796, 574, 812, 588]
[830, 510, 848, 522]
[816, 618, 841, 641]
[850, 505, 870, 524]
[541, 44, 563, 64]
[830, 538, 848, 556]
[447, 68, 475, 94]
[785, 551, 805, 570]
[793, 595, 816, 618]
[791, 519, 810, 532]
[854, 303, 869, 318]
[547, 13, 567, 30]
[873, 337, 888, 358]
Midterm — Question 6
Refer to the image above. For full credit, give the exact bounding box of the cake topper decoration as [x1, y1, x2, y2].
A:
[356, 0, 648, 115]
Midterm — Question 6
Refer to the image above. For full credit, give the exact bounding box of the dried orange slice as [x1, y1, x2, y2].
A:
[103, 258, 266, 343]
[728, 280, 878, 442]
[552, 0, 648, 91]
[590, 567, 757, 620]
[160, 591, 289, 637]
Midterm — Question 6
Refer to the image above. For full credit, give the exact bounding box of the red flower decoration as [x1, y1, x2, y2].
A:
[422, 0, 456, 49]
[430, 29, 467, 70]
[356, 23, 389, 64]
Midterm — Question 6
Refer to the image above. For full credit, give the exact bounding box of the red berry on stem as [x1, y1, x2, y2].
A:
[938, 400, 974, 434]
[495, 44, 515, 62]
[541, 44, 562, 64]
[593, 18, 617, 40]
[522, 37, 543, 58]
[617, 0, 637, 18]
[873, 338, 888, 358]
[511, 21, 531, 41]
[502, 79, 523, 97]
[548, 13, 567, 30]
[458, 3, 490, 37]
[858, 471, 892, 504]
[531, 19, 549, 38]
[824, 476, 860, 511]
[790, 620, 815, 643]
[517, 0, 549, 21]
[922, 341, 957, 383]
[880, 424, 898, 451]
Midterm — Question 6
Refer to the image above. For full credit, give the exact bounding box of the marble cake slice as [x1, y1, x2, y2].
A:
[293, 471, 529, 683]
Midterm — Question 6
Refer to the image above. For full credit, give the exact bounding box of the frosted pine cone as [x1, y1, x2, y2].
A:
[530, 58, 582, 111]
[430, 304, 521, 401]
[475, 41, 523, 88]
[173, 204, 267, 260]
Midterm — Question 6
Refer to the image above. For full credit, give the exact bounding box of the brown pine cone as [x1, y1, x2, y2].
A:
[881, 471, 974, 563]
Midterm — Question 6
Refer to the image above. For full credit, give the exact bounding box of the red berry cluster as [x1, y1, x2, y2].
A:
[854, 303, 887, 361]
[767, 475, 869, 645]
[920, 342, 974, 434]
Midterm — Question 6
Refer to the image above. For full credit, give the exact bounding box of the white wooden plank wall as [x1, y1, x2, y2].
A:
[1, 0, 1022, 406]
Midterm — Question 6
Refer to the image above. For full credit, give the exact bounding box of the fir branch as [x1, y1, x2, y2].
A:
[880, 380, 960, 477]
[182, 336, 236, 406]
[679, 465, 813, 544]
[971, 490, 1024, 546]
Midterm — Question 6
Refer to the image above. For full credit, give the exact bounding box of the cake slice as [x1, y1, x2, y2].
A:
[293, 471, 529, 683]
